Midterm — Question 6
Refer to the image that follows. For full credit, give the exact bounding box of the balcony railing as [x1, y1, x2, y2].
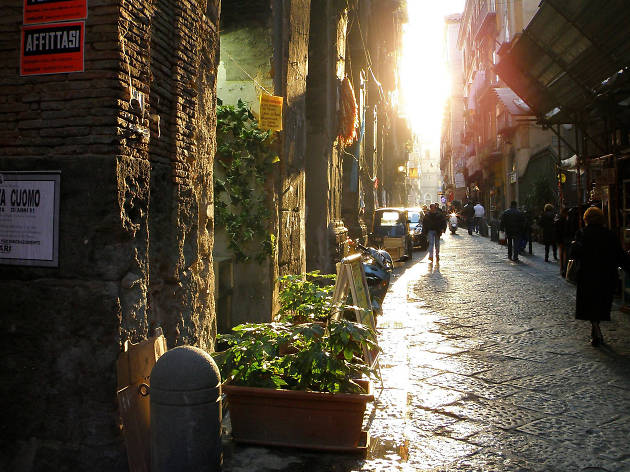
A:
[474, 0, 496, 41]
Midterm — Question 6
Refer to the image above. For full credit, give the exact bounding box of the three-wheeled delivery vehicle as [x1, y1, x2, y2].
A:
[369, 207, 413, 261]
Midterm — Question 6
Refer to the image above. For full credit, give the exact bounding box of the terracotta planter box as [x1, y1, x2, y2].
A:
[223, 382, 374, 452]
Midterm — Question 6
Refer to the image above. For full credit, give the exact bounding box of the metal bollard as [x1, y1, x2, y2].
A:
[150, 346, 222, 472]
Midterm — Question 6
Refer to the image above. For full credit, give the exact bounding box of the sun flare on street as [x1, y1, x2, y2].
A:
[400, 1, 465, 146]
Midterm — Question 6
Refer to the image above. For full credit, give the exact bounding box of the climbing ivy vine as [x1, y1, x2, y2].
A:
[214, 99, 277, 263]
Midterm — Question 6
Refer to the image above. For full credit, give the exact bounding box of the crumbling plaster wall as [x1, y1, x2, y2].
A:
[0, 0, 219, 468]
[216, 15, 275, 329]
[218, 24, 274, 112]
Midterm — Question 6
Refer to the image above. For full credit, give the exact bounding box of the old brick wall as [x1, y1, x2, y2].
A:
[136, 0, 219, 351]
[0, 0, 219, 468]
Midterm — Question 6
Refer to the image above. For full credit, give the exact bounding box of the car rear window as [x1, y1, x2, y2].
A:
[374, 211, 405, 237]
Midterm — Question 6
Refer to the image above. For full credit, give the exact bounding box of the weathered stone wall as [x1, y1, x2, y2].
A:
[306, 2, 348, 273]
[138, 0, 219, 352]
[0, 0, 219, 468]
[341, 4, 371, 242]
[275, 0, 310, 278]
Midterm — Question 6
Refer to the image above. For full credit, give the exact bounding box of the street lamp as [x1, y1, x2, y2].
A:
[397, 165, 405, 173]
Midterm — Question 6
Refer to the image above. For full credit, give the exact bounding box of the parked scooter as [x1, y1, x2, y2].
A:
[448, 212, 458, 234]
[347, 239, 393, 317]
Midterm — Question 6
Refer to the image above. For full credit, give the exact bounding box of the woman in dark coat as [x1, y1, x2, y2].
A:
[572, 206, 630, 346]
[539, 203, 557, 262]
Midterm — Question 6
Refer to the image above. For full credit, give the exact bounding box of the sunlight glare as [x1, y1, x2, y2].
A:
[400, 2, 463, 145]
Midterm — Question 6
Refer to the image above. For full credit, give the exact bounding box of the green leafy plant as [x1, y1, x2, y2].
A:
[212, 319, 379, 394]
[276, 271, 338, 323]
[212, 270, 380, 394]
[214, 99, 278, 263]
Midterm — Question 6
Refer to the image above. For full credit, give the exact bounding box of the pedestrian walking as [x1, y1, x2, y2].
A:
[499, 201, 525, 262]
[521, 207, 534, 255]
[555, 207, 570, 277]
[422, 203, 446, 263]
[570, 206, 630, 346]
[462, 200, 475, 235]
[473, 202, 485, 234]
[539, 203, 558, 262]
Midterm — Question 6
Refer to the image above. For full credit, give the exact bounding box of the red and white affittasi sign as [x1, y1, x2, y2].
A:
[23, 0, 87, 25]
[20, 22, 84, 76]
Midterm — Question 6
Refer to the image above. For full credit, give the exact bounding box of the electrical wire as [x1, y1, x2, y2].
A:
[354, 5, 387, 103]
[222, 49, 274, 97]
[341, 148, 378, 184]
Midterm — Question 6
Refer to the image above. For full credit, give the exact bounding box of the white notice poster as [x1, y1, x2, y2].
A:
[0, 172, 60, 267]
[455, 173, 466, 189]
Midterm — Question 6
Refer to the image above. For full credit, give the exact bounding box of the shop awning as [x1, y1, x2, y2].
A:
[559, 154, 585, 174]
[492, 88, 531, 116]
[495, 0, 630, 123]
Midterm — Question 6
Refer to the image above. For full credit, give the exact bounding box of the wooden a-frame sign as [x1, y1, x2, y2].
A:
[330, 253, 379, 367]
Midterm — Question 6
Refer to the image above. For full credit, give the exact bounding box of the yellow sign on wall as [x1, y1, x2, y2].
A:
[408, 168, 418, 179]
[259, 94, 283, 131]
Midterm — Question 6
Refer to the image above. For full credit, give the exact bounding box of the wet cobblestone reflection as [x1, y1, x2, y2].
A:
[223, 234, 630, 471]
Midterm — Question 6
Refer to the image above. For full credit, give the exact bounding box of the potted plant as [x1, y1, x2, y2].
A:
[275, 271, 337, 324]
[212, 273, 379, 452]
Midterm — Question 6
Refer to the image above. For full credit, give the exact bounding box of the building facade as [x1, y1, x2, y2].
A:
[454, 0, 558, 218]
[1, 0, 221, 468]
[441, 13, 467, 203]
[0, 0, 414, 467]
[306, 0, 410, 272]
[411, 138, 442, 207]
[214, 1, 311, 331]
[496, 0, 630, 232]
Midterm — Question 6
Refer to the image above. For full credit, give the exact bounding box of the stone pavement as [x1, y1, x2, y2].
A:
[222, 232, 630, 471]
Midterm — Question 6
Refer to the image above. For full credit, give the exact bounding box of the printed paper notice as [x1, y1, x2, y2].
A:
[455, 172, 466, 188]
[0, 172, 60, 267]
[259, 94, 283, 131]
[24, 0, 88, 25]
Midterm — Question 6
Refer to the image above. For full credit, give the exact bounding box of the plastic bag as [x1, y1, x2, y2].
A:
[498, 230, 506, 245]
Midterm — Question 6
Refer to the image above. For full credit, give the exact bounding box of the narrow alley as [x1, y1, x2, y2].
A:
[223, 233, 630, 472]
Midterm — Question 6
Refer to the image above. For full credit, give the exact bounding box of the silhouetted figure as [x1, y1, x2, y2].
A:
[539, 203, 558, 262]
[571, 207, 630, 346]
[500, 201, 525, 263]
[473, 202, 485, 234]
[462, 200, 475, 235]
[422, 203, 447, 263]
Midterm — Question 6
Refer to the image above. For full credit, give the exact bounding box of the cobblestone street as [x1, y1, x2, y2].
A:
[223, 233, 630, 472]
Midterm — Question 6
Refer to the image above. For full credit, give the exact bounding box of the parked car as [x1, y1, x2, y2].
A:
[369, 207, 413, 261]
[406, 207, 428, 250]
